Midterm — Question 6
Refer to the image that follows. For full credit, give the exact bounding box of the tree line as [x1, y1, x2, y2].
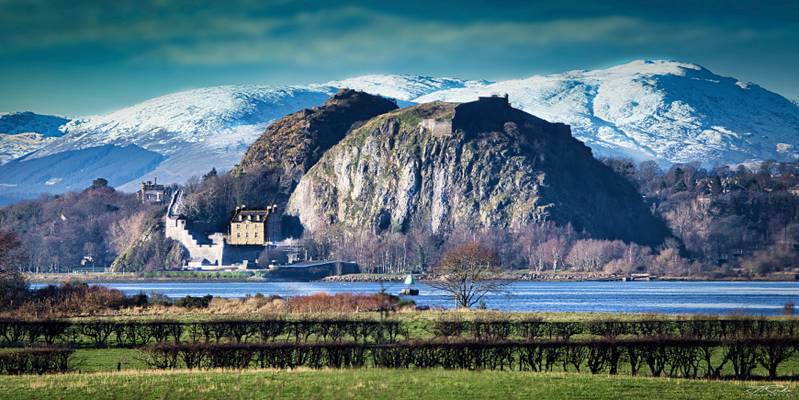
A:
[299, 160, 799, 277]
[0, 180, 181, 273]
[1, 159, 799, 276]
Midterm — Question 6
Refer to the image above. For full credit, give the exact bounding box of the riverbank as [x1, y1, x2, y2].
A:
[25, 270, 798, 284]
[323, 271, 799, 282]
[24, 271, 263, 284]
[321, 271, 621, 282]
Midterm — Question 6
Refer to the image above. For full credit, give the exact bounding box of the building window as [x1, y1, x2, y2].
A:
[237, 233, 241, 238]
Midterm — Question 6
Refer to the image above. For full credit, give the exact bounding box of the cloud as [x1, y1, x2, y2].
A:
[126, 8, 781, 67]
[2, 1, 791, 70]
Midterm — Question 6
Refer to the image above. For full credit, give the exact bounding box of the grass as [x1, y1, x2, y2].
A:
[71, 349, 147, 373]
[1, 368, 795, 400]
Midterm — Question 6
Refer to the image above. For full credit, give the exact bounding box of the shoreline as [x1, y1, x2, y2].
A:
[24, 271, 799, 284]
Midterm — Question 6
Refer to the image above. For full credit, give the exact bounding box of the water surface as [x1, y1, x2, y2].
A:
[39, 280, 799, 315]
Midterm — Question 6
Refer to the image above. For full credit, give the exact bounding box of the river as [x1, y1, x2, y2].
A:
[37, 280, 799, 316]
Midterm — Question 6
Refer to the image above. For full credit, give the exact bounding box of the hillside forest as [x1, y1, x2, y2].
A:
[1, 160, 798, 278]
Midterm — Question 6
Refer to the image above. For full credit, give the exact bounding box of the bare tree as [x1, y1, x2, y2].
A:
[565, 239, 626, 271]
[428, 242, 506, 308]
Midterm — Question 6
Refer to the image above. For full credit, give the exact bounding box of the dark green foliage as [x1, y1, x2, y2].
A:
[180, 166, 285, 234]
[174, 295, 213, 309]
[0, 230, 27, 311]
[91, 178, 109, 189]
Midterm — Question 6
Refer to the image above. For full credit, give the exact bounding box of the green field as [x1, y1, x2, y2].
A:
[2, 368, 795, 400]
[4, 312, 799, 398]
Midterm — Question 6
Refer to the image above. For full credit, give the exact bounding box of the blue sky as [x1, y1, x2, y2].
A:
[1, 0, 797, 116]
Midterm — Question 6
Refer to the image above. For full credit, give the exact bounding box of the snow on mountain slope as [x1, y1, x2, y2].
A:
[24, 75, 480, 192]
[323, 75, 490, 102]
[9, 64, 799, 200]
[0, 133, 60, 164]
[0, 112, 70, 164]
[416, 60, 799, 165]
[23, 85, 337, 192]
[34, 86, 334, 158]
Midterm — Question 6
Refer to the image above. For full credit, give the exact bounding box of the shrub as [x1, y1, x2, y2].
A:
[175, 295, 213, 309]
[138, 338, 799, 379]
[0, 348, 73, 374]
[286, 293, 399, 313]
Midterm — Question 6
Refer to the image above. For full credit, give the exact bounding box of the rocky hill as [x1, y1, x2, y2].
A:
[287, 96, 670, 245]
[234, 89, 398, 192]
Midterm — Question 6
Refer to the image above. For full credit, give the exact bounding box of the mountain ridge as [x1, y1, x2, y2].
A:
[417, 60, 799, 165]
[2, 60, 798, 201]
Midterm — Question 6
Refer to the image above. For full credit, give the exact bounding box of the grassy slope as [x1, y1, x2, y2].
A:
[2, 369, 792, 400]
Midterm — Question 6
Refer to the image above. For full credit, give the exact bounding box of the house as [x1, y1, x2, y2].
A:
[138, 178, 169, 204]
[229, 205, 281, 245]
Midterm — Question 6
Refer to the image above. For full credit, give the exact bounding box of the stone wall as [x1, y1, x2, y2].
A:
[165, 190, 225, 265]
[164, 216, 224, 265]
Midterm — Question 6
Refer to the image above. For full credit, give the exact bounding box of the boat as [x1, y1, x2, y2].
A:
[399, 274, 419, 296]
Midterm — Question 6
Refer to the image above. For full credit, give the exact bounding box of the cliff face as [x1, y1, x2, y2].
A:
[286, 97, 670, 246]
[233, 89, 398, 192]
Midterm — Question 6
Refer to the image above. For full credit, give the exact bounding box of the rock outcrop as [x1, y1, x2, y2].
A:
[233, 89, 398, 193]
[286, 96, 670, 246]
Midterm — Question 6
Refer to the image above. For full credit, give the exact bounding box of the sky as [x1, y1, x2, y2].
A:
[1, 0, 797, 116]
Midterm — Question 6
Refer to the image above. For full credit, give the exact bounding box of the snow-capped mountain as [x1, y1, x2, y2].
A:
[322, 75, 490, 102]
[20, 76, 480, 191]
[0, 112, 69, 164]
[2, 63, 798, 202]
[1, 76, 473, 199]
[25, 86, 335, 192]
[416, 60, 799, 165]
[35, 86, 334, 158]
